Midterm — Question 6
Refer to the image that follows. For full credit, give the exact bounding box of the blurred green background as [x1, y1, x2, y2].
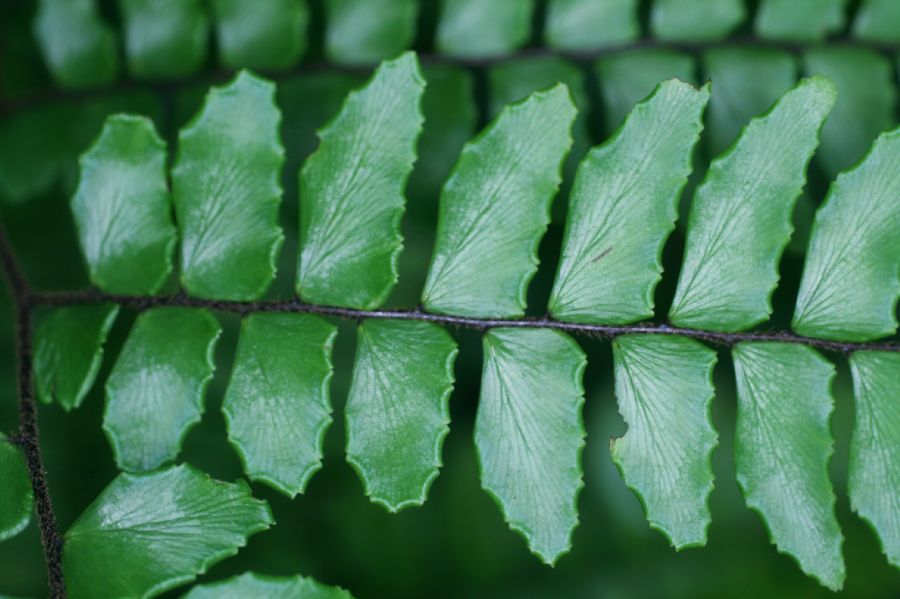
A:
[2, 0, 900, 597]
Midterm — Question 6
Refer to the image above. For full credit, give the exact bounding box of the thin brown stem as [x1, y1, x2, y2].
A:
[32, 289, 900, 355]
[0, 225, 66, 598]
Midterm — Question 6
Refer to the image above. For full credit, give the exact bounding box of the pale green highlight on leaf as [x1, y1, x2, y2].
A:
[33, 0, 119, 89]
[756, 0, 847, 42]
[325, 0, 417, 65]
[174, 71, 285, 300]
[545, 0, 638, 50]
[612, 335, 717, 548]
[702, 48, 797, 155]
[63, 465, 273, 599]
[793, 127, 900, 342]
[0, 434, 32, 543]
[549, 79, 709, 324]
[212, 0, 309, 71]
[650, 0, 744, 41]
[670, 77, 836, 331]
[848, 351, 900, 568]
[595, 49, 695, 134]
[436, 0, 534, 58]
[853, 0, 900, 42]
[476, 328, 586, 565]
[422, 85, 576, 317]
[297, 53, 425, 309]
[346, 320, 457, 512]
[803, 47, 897, 177]
[104, 308, 221, 471]
[34, 304, 119, 411]
[184, 571, 354, 599]
[118, 0, 209, 79]
[733, 343, 845, 591]
[223, 313, 337, 498]
[71, 114, 176, 294]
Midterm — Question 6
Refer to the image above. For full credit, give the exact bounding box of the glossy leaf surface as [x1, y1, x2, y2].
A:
[422, 85, 575, 317]
[173, 71, 284, 300]
[346, 320, 457, 512]
[184, 572, 353, 599]
[71, 115, 175, 294]
[549, 79, 708, 324]
[756, 0, 847, 41]
[223, 313, 337, 498]
[702, 48, 797, 155]
[476, 328, 586, 564]
[34, 304, 119, 411]
[803, 48, 897, 177]
[545, 0, 638, 50]
[611, 335, 717, 548]
[436, 0, 534, 58]
[733, 343, 844, 590]
[118, 0, 208, 79]
[297, 53, 424, 309]
[650, 0, 744, 41]
[848, 351, 900, 567]
[64, 465, 273, 599]
[212, 0, 309, 70]
[669, 77, 835, 331]
[595, 49, 695, 133]
[104, 308, 221, 471]
[33, 0, 119, 88]
[793, 128, 900, 341]
[0, 434, 32, 542]
[325, 0, 416, 65]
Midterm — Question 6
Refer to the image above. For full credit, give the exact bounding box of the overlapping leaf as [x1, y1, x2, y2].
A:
[0, 434, 32, 543]
[184, 572, 353, 599]
[63, 465, 273, 599]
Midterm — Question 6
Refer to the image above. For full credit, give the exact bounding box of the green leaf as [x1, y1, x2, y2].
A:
[173, 71, 285, 300]
[0, 105, 72, 203]
[549, 79, 709, 324]
[544, 0, 638, 50]
[409, 66, 476, 205]
[104, 308, 221, 471]
[436, 0, 534, 58]
[118, 0, 209, 79]
[71, 114, 176, 294]
[223, 313, 337, 497]
[848, 351, 900, 568]
[611, 335, 717, 548]
[853, 0, 900, 42]
[650, 0, 745, 41]
[34, 304, 119, 411]
[793, 128, 900, 341]
[476, 328, 586, 564]
[732, 342, 844, 590]
[487, 56, 590, 181]
[346, 320, 457, 512]
[183, 572, 353, 599]
[0, 434, 32, 542]
[325, 0, 417, 65]
[595, 49, 695, 134]
[702, 48, 797, 155]
[422, 85, 576, 317]
[755, 0, 847, 41]
[63, 464, 273, 599]
[297, 53, 424, 309]
[211, 0, 309, 71]
[669, 77, 836, 331]
[33, 0, 119, 89]
[803, 48, 897, 177]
